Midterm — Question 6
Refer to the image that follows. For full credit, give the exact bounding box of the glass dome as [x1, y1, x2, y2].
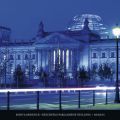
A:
[67, 14, 109, 39]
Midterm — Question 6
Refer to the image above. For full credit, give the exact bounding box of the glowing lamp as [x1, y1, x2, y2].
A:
[112, 27, 120, 38]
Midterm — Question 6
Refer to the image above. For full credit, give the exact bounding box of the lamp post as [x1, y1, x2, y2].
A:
[112, 25, 120, 103]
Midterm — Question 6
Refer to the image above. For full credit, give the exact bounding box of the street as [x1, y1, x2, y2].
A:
[0, 89, 115, 110]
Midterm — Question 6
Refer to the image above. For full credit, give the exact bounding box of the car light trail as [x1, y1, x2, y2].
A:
[0, 87, 116, 93]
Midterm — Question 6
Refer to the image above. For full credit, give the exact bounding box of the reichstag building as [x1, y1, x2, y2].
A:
[0, 18, 117, 84]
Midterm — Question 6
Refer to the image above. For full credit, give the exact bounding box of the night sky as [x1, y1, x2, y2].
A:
[0, 0, 120, 39]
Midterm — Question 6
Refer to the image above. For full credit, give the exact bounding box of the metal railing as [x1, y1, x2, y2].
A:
[0, 87, 116, 110]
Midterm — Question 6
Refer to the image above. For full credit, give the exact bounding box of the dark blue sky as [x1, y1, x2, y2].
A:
[0, 0, 120, 39]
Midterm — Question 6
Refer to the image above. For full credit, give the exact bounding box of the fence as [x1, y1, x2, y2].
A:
[0, 87, 116, 110]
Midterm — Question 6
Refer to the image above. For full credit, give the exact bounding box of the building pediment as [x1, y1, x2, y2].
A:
[34, 32, 80, 44]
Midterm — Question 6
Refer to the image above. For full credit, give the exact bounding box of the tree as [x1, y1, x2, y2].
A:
[90, 64, 98, 81]
[53, 53, 65, 87]
[0, 65, 4, 87]
[98, 63, 113, 81]
[0, 59, 11, 88]
[77, 66, 88, 87]
[13, 65, 25, 87]
[73, 64, 78, 82]
[98, 64, 104, 80]
[37, 67, 48, 87]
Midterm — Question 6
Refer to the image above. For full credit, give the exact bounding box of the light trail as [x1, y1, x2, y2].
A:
[0, 87, 116, 93]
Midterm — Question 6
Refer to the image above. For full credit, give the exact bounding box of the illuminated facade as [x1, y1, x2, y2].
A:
[0, 19, 117, 84]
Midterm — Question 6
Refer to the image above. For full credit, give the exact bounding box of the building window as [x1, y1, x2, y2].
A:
[10, 55, 14, 60]
[18, 55, 21, 60]
[111, 52, 115, 58]
[101, 52, 106, 58]
[32, 54, 35, 59]
[92, 53, 97, 58]
[25, 54, 28, 60]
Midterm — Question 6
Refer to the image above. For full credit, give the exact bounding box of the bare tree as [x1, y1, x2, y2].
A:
[77, 66, 88, 87]
[37, 67, 49, 87]
[98, 63, 113, 81]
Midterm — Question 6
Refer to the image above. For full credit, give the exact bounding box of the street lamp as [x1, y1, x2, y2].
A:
[112, 25, 120, 103]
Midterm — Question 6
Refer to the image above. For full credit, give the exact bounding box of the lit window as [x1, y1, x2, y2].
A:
[93, 53, 97, 58]
[101, 52, 106, 58]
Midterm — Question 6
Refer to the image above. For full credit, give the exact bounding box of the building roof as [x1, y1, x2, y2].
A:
[34, 32, 81, 45]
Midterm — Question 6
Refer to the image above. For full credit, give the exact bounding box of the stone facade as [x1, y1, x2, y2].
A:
[0, 19, 118, 83]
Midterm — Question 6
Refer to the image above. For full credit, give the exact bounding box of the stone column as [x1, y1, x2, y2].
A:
[40, 50, 42, 68]
[55, 49, 57, 60]
[66, 49, 69, 70]
[42, 50, 45, 68]
[59, 49, 62, 64]
[64, 49, 66, 73]
[45, 50, 47, 69]
[69, 49, 71, 70]
[15, 51, 17, 68]
[36, 49, 39, 69]
[98, 48, 101, 67]
[55, 49, 57, 70]
[53, 50, 56, 70]
[75, 50, 77, 69]
[51, 50, 54, 70]
[22, 51, 25, 71]
[47, 49, 50, 72]
[71, 50, 73, 70]
[76, 49, 79, 70]
[72, 49, 77, 71]
[46, 50, 48, 70]
[38, 50, 40, 69]
[62, 50, 64, 63]
[61, 49, 63, 64]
